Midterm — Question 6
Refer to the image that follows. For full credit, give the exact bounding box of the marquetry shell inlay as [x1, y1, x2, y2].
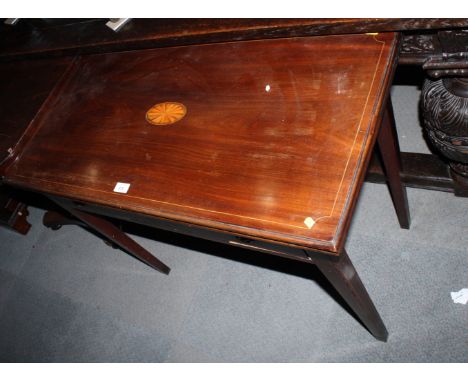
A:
[146, 102, 187, 125]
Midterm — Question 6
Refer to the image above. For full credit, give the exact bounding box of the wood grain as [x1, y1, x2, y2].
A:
[4, 33, 399, 253]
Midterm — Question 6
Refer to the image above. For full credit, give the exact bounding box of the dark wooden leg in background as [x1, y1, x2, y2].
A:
[50, 199, 170, 274]
[313, 250, 388, 342]
[377, 98, 411, 229]
[0, 201, 31, 235]
[0, 186, 31, 235]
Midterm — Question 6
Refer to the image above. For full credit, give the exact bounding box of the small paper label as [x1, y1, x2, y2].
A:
[451, 288, 468, 305]
[304, 217, 316, 229]
[113, 182, 131, 194]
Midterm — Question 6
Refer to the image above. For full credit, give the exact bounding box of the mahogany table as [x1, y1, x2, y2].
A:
[3, 32, 408, 341]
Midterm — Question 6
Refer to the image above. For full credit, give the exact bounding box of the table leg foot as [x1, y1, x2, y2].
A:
[313, 250, 388, 342]
[377, 98, 411, 229]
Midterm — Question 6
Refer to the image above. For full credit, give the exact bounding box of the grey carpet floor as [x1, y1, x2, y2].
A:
[0, 83, 467, 362]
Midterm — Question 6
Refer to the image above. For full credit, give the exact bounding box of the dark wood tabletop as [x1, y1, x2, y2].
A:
[4, 32, 398, 253]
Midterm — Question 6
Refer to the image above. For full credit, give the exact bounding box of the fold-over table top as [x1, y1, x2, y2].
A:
[5, 33, 398, 253]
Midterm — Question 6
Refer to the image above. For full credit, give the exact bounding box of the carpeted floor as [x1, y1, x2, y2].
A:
[0, 79, 467, 362]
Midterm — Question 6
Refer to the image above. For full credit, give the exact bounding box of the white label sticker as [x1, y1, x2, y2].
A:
[451, 288, 468, 305]
[113, 182, 131, 194]
[304, 217, 316, 229]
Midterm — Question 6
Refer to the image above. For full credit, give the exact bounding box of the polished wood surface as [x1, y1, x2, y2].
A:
[3, 19, 467, 198]
[5, 33, 398, 253]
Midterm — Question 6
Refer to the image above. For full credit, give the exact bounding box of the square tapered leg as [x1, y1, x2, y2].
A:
[313, 250, 388, 342]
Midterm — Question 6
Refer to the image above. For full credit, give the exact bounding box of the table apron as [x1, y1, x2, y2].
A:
[50, 195, 324, 265]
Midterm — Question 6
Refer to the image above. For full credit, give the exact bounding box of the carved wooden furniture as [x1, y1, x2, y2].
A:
[373, 28, 468, 196]
[2, 32, 406, 341]
[419, 31, 468, 196]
